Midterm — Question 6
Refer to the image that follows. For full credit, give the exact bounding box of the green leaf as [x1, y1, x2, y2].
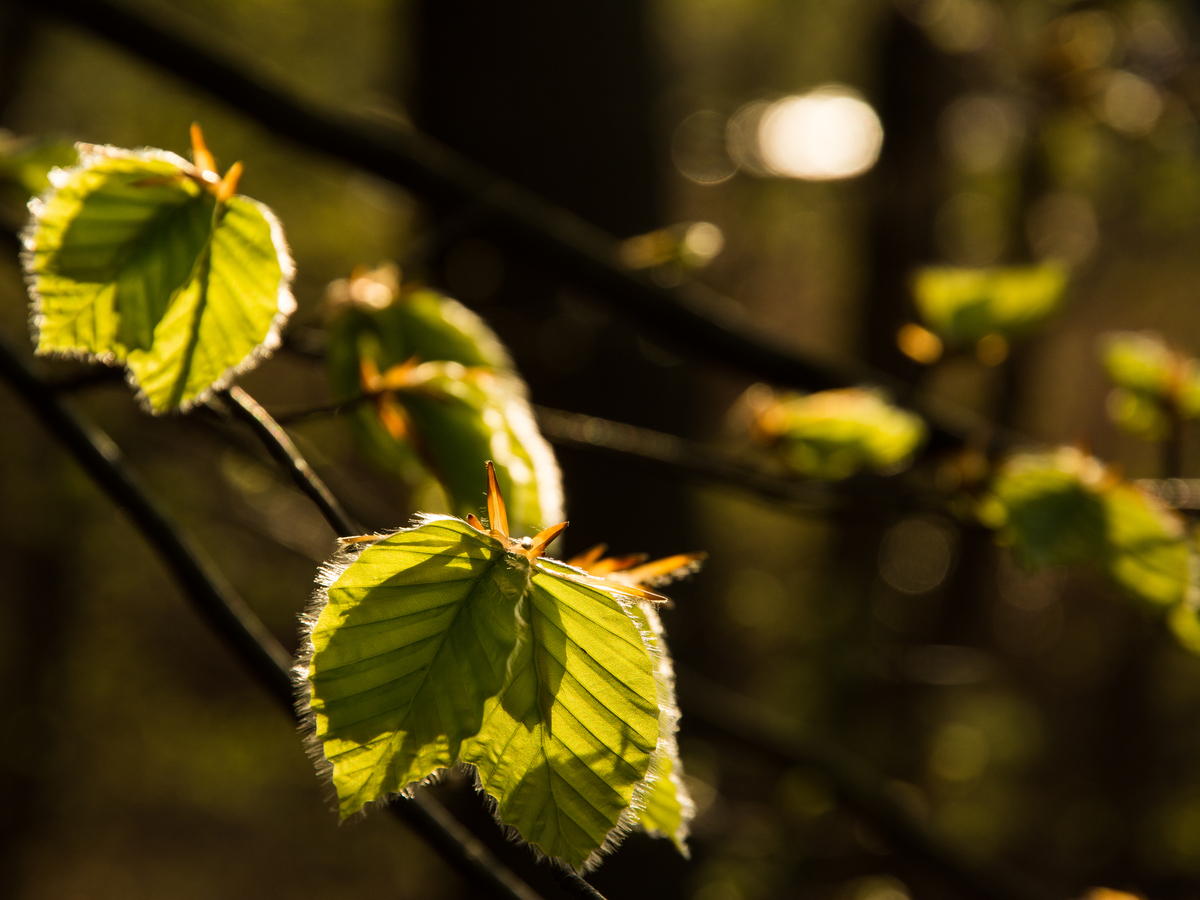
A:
[459, 563, 661, 871]
[628, 603, 692, 855]
[985, 449, 1190, 606]
[299, 513, 670, 872]
[1105, 387, 1170, 441]
[761, 388, 927, 480]
[23, 144, 295, 412]
[326, 279, 562, 535]
[0, 134, 77, 200]
[1100, 332, 1200, 436]
[912, 264, 1067, 346]
[985, 450, 1108, 569]
[638, 754, 690, 854]
[1103, 483, 1190, 606]
[298, 516, 530, 819]
[1102, 331, 1174, 396]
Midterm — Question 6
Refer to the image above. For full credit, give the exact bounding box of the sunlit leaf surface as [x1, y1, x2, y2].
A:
[300, 517, 529, 819]
[913, 264, 1067, 346]
[459, 564, 660, 871]
[23, 144, 294, 412]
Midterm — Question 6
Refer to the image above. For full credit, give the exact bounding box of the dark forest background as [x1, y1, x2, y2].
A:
[5, 1, 1200, 899]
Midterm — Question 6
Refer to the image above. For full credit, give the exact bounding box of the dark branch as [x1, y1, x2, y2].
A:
[215, 385, 360, 537]
[0, 332, 294, 701]
[675, 668, 1059, 900]
[0, 331, 561, 900]
[534, 405, 946, 517]
[20, 0, 1020, 454]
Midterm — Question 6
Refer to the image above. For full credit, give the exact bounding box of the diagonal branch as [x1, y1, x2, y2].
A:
[17, 0, 1018, 453]
[0, 331, 563, 900]
[215, 385, 360, 537]
[675, 668, 1059, 900]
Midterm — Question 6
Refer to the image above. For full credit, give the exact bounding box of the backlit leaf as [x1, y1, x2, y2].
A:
[984, 448, 1190, 606]
[748, 386, 926, 480]
[22, 141, 294, 412]
[459, 562, 660, 871]
[326, 273, 561, 535]
[298, 516, 529, 819]
[299, 468, 690, 871]
[912, 264, 1067, 346]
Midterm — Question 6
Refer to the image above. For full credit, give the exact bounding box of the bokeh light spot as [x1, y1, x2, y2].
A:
[755, 88, 883, 181]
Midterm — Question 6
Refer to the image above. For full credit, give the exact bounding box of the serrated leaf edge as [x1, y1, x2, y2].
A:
[293, 514, 678, 872]
[21, 143, 297, 415]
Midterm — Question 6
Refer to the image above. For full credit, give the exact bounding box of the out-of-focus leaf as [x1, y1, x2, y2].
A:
[749, 387, 927, 480]
[1105, 387, 1170, 441]
[984, 448, 1189, 606]
[326, 273, 561, 535]
[1102, 331, 1175, 396]
[299, 471, 683, 872]
[23, 141, 294, 412]
[1103, 483, 1190, 606]
[0, 134, 78, 201]
[912, 264, 1067, 346]
[1100, 332, 1200, 437]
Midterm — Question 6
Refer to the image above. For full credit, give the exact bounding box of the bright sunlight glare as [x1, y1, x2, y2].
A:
[757, 87, 884, 181]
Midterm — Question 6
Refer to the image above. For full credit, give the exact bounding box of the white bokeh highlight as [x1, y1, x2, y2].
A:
[756, 87, 884, 181]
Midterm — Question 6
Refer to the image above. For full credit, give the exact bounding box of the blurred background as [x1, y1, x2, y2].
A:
[4, 0, 1200, 898]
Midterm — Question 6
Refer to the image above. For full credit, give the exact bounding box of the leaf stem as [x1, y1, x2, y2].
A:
[216, 385, 359, 537]
[0, 331, 564, 900]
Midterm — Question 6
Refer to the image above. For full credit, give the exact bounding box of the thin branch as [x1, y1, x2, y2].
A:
[215, 385, 360, 537]
[19, 0, 1021, 454]
[0, 332, 558, 900]
[533, 405, 947, 517]
[674, 668, 1059, 900]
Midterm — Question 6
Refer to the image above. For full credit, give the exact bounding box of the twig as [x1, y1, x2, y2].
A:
[674, 667, 1059, 900]
[215, 385, 360, 537]
[534, 405, 946, 516]
[0, 331, 559, 900]
[19, 0, 1020, 454]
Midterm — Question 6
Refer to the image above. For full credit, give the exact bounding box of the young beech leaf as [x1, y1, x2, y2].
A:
[983, 448, 1190, 607]
[549, 546, 704, 858]
[746, 386, 926, 480]
[297, 464, 701, 872]
[912, 264, 1067, 346]
[299, 516, 531, 818]
[23, 127, 294, 413]
[325, 272, 561, 535]
[457, 563, 660, 871]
